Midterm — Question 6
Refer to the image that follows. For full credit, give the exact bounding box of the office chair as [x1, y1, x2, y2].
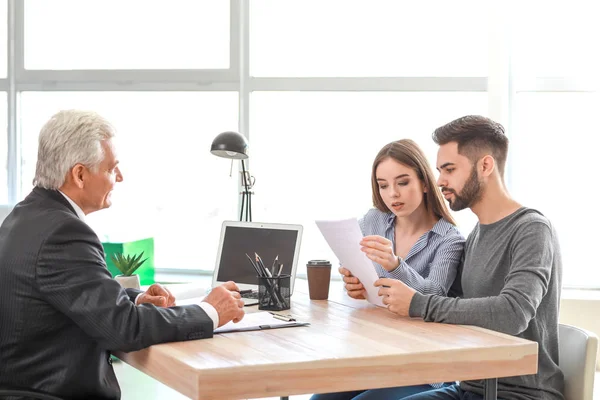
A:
[0, 388, 65, 399]
[559, 323, 599, 400]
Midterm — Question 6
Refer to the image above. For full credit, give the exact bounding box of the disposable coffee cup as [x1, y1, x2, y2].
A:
[306, 260, 332, 300]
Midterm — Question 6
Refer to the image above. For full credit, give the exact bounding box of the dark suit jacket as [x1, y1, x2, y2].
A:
[0, 188, 214, 399]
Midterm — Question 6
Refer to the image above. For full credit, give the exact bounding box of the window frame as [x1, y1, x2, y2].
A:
[2, 0, 595, 288]
[5, 0, 242, 203]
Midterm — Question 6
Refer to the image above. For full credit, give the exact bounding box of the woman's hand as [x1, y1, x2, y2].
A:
[360, 235, 400, 272]
[339, 266, 366, 300]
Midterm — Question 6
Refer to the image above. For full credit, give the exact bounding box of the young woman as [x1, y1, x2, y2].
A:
[311, 139, 465, 400]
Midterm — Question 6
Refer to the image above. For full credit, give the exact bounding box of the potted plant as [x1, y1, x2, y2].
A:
[111, 251, 148, 290]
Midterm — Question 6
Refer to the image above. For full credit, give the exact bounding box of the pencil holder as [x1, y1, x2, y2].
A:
[258, 275, 291, 311]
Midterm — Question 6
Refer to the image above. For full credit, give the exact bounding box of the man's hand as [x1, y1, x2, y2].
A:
[360, 235, 400, 272]
[339, 266, 366, 300]
[136, 283, 176, 307]
[374, 278, 416, 317]
[203, 281, 245, 327]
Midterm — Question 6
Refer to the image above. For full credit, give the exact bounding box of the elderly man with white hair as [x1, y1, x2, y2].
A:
[0, 110, 245, 400]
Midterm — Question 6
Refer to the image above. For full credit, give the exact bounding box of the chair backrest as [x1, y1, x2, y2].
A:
[559, 323, 598, 400]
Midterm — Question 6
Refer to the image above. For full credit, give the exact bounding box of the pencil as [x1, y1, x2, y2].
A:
[245, 253, 263, 277]
[255, 254, 282, 307]
[255, 254, 267, 276]
[255, 252, 267, 271]
[271, 255, 279, 276]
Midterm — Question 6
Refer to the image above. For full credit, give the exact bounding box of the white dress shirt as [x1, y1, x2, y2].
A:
[58, 190, 219, 329]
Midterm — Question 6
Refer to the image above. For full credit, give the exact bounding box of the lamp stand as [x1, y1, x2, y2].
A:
[240, 159, 254, 222]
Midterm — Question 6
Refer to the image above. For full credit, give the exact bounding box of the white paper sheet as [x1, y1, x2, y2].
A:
[166, 284, 209, 301]
[315, 218, 385, 307]
[214, 311, 308, 333]
[176, 296, 205, 306]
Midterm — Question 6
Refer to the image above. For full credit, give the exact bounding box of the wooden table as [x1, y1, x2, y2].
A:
[116, 282, 537, 400]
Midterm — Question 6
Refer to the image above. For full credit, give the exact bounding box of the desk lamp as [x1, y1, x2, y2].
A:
[210, 131, 254, 222]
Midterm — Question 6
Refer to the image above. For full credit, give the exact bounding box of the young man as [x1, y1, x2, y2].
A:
[369, 115, 564, 400]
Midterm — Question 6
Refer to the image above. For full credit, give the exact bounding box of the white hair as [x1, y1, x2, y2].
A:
[33, 110, 116, 190]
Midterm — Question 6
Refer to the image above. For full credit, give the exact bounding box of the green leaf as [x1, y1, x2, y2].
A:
[110, 253, 128, 275]
[110, 251, 148, 276]
[131, 252, 145, 267]
[126, 257, 148, 276]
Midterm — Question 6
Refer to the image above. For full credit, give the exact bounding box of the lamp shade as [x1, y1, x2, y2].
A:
[210, 131, 249, 159]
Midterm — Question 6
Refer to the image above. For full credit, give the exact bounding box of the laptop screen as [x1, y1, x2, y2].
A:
[213, 222, 303, 293]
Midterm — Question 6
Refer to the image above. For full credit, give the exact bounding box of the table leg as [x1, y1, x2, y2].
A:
[280, 397, 289, 400]
[484, 378, 497, 400]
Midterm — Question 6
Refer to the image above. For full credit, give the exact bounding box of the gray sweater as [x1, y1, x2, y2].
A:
[409, 207, 564, 400]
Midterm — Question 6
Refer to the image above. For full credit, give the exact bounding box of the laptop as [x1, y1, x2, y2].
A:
[212, 221, 303, 305]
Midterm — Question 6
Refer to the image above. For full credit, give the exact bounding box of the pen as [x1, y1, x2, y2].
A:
[271, 314, 296, 322]
[257, 323, 310, 330]
[238, 289, 254, 295]
[268, 311, 293, 318]
[277, 263, 284, 277]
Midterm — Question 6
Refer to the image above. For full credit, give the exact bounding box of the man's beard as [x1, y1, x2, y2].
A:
[443, 166, 483, 211]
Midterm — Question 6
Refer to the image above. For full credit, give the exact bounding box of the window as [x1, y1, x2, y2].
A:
[251, 92, 486, 275]
[513, 1, 599, 78]
[6, 1, 594, 290]
[20, 92, 239, 270]
[511, 0, 599, 288]
[511, 92, 600, 288]
[250, 0, 488, 77]
[24, 0, 230, 70]
[0, 0, 6, 78]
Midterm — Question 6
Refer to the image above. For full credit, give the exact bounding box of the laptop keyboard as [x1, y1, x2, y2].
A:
[241, 291, 259, 299]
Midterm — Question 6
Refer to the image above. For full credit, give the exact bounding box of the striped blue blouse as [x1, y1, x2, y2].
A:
[358, 208, 465, 296]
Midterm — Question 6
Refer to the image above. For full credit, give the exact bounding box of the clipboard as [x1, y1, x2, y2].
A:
[214, 311, 310, 334]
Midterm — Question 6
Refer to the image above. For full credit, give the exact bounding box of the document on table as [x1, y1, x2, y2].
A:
[173, 300, 310, 333]
[176, 297, 205, 306]
[166, 284, 209, 301]
[315, 218, 385, 307]
[214, 312, 309, 333]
